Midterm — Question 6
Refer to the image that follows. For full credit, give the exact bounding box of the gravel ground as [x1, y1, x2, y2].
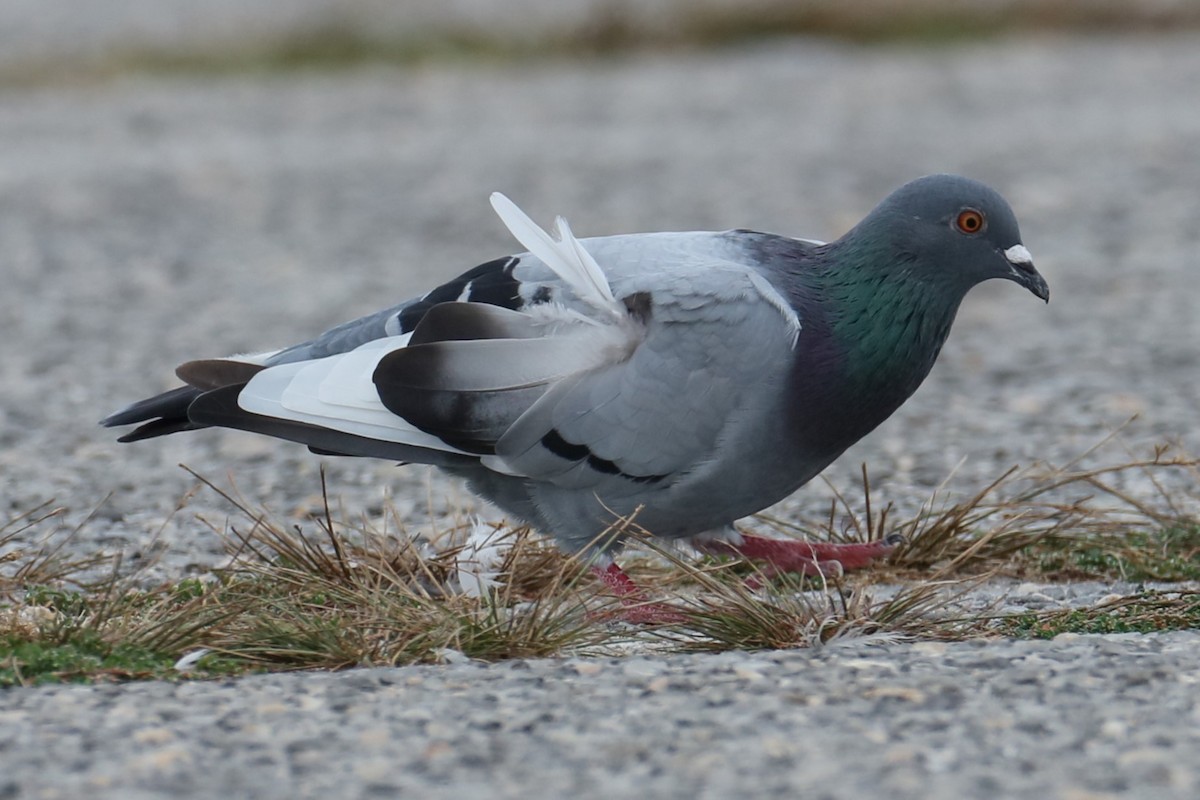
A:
[2, 30, 1199, 799]
[2, 633, 1198, 799]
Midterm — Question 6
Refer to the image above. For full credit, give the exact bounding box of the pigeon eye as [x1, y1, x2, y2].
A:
[954, 209, 986, 235]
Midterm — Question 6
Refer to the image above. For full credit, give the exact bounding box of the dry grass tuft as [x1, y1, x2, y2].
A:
[755, 436, 1199, 581]
[0, 501, 115, 599]
[652, 566, 975, 652]
[178, 469, 615, 669]
[2, 434, 1197, 684]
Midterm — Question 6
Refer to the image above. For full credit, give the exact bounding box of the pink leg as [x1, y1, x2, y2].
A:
[589, 563, 688, 624]
[696, 533, 900, 581]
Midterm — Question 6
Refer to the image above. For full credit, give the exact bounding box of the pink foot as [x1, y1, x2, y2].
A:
[589, 563, 689, 624]
[696, 532, 901, 583]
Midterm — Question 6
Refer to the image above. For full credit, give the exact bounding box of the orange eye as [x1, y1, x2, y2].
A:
[955, 209, 986, 234]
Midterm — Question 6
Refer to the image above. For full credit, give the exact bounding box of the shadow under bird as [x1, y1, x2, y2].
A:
[103, 174, 1049, 622]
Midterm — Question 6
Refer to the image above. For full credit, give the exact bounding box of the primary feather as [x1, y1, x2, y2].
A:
[103, 175, 1048, 556]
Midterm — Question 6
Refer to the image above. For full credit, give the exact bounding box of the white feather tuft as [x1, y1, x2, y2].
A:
[489, 192, 621, 319]
[433, 648, 472, 664]
[173, 649, 211, 672]
[453, 518, 508, 598]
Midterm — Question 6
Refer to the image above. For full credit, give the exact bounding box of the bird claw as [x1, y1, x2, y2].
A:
[697, 532, 896, 578]
[588, 563, 689, 625]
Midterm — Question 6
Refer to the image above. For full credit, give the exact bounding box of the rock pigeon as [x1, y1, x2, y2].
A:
[103, 174, 1048, 618]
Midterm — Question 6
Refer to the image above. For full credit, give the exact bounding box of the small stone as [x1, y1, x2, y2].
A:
[1058, 789, 1121, 800]
[732, 665, 765, 682]
[421, 741, 453, 760]
[132, 727, 175, 745]
[884, 744, 920, 765]
[357, 727, 393, 748]
[130, 745, 194, 774]
[622, 660, 666, 678]
[863, 686, 927, 703]
[645, 677, 670, 693]
[569, 661, 604, 676]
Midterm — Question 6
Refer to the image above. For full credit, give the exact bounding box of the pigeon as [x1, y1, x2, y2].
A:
[103, 174, 1048, 619]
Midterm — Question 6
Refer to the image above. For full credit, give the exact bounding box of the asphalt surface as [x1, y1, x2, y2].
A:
[2, 30, 1199, 800]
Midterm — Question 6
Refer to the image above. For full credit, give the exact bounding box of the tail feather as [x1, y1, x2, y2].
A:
[101, 385, 205, 442]
[102, 358, 269, 443]
[175, 358, 265, 390]
[116, 416, 204, 443]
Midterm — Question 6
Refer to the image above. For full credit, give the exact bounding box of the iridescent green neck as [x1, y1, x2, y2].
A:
[821, 243, 963, 398]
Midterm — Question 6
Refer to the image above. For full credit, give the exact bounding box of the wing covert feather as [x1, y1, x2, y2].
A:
[488, 265, 801, 492]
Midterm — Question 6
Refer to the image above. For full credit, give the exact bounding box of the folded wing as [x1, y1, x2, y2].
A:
[104, 194, 805, 493]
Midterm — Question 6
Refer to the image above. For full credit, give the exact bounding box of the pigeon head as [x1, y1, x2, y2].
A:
[858, 174, 1049, 303]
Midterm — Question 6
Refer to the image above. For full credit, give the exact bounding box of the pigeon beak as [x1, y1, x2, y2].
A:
[1003, 244, 1049, 303]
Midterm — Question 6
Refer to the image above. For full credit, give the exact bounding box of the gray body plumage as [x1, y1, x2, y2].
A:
[103, 175, 1049, 556]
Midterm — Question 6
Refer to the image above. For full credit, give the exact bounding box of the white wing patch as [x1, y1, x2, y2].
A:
[314, 335, 411, 409]
[238, 334, 468, 454]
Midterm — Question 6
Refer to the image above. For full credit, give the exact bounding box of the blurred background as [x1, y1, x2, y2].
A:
[2, 0, 1198, 574]
[2, 0, 1197, 77]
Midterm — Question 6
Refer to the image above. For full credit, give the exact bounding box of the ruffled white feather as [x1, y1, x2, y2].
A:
[489, 192, 622, 319]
